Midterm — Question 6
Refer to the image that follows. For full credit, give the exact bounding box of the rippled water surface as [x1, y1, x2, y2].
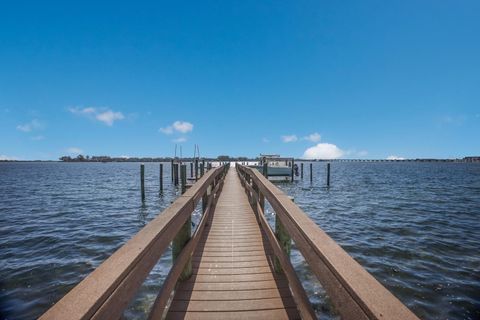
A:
[1, 162, 479, 319]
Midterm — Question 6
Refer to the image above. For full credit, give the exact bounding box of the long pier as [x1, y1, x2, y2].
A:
[40, 164, 419, 320]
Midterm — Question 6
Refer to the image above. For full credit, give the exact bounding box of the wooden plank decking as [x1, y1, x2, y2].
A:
[166, 168, 301, 319]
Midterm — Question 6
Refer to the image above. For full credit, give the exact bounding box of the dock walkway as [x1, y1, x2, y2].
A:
[167, 169, 299, 319]
[41, 163, 419, 320]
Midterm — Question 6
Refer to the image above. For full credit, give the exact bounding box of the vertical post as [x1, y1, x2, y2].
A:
[327, 163, 331, 187]
[291, 158, 295, 182]
[195, 159, 198, 181]
[301, 163, 304, 179]
[140, 163, 145, 202]
[170, 159, 174, 182]
[310, 163, 313, 183]
[202, 184, 211, 213]
[200, 163, 204, 177]
[274, 196, 293, 273]
[173, 164, 191, 280]
[174, 164, 179, 186]
[159, 163, 163, 193]
[190, 162, 193, 178]
[180, 164, 187, 194]
[263, 162, 268, 178]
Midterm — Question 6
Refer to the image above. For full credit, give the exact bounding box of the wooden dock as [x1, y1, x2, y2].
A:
[166, 169, 300, 319]
[41, 164, 419, 320]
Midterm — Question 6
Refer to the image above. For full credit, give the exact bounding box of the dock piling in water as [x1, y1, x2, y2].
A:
[140, 163, 145, 202]
[301, 163, 304, 179]
[190, 162, 193, 178]
[180, 164, 187, 194]
[327, 162, 331, 187]
[310, 163, 313, 183]
[159, 163, 163, 193]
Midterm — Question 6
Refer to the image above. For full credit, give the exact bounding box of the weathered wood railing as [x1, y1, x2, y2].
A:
[41, 164, 229, 320]
[236, 164, 419, 320]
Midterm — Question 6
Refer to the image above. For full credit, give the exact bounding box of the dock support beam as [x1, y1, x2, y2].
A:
[140, 163, 145, 202]
[173, 164, 191, 281]
[274, 196, 293, 273]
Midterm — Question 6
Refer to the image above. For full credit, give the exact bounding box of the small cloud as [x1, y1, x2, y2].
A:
[303, 143, 344, 159]
[281, 135, 298, 143]
[96, 110, 124, 126]
[16, 119, 43, 132]
[31, 135, 45, 141]
[69, 107, 124, 126]
[262, 137, 270, 143]
[0, 155, 17, 161]
[160, 120, 194, 135]
[173, 137, 187, 143]
[67, 147, 83, 155]
[387, 155, 405, 160]
[172, 121, 193, 133]
[159, 126, 174, 134]
[357, 150, 368, 157]
[302, 132, 321, 143]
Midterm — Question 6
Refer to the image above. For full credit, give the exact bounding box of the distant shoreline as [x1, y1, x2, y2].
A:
[2, 157, 479, 163]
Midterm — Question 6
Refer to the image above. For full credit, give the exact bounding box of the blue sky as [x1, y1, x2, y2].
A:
[1, 1, 479, 160]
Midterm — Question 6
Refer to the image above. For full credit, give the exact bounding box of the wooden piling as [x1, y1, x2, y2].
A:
[200, 163, 204, 177]
[170, 159, 174, 182]
[195, 159, 198, 181]
[291, 158, 295, 182]
[174, 163, 179, 186]
[159, 163, 163, 193]
[301, 163, 304, 179]
[310, 163, 313, 182]
[140, 163, 145, 202]
[180, 164, 187, 194]
[327, 163, 331, 187]
[274, 196, 293, 273]
[263, 162, 268, 178]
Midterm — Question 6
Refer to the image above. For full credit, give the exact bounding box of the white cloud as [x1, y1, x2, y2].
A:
[160, 120, 194, 135]
[0, 155, 17, 161]
[96, 110, 124, 126]
[303, 143, 344, 159]
[172, 121, 193, 133]
[357, 150, 368, 157]
[173, 137, 187, 143]
[69, 107, 124, 126]
[281, 135, 298, 143]
[302, 132, 321, 143]
[31, 135, 45, 141]
[159, 126, 174, 134]
[262, 137, 270, 143]
[67, 147, 83, 155]
[387, 155, 405, 160]
[16, 119, 43, 132]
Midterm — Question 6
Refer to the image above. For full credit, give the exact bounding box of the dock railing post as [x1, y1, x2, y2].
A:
[327, 163, 331, 187]
[140, 163, 145, 202]
[274, 196, 293, 273]
[159, 163, 163, 193]
[173, 164, 192, 281]
[301, 162, 304, 179]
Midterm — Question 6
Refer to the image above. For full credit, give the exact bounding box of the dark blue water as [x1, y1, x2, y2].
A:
[1, 162, 479, 319]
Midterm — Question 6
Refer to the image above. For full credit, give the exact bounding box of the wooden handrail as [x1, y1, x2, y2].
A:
[40, 165, 229, 320]
[236, 164, 419, 320]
